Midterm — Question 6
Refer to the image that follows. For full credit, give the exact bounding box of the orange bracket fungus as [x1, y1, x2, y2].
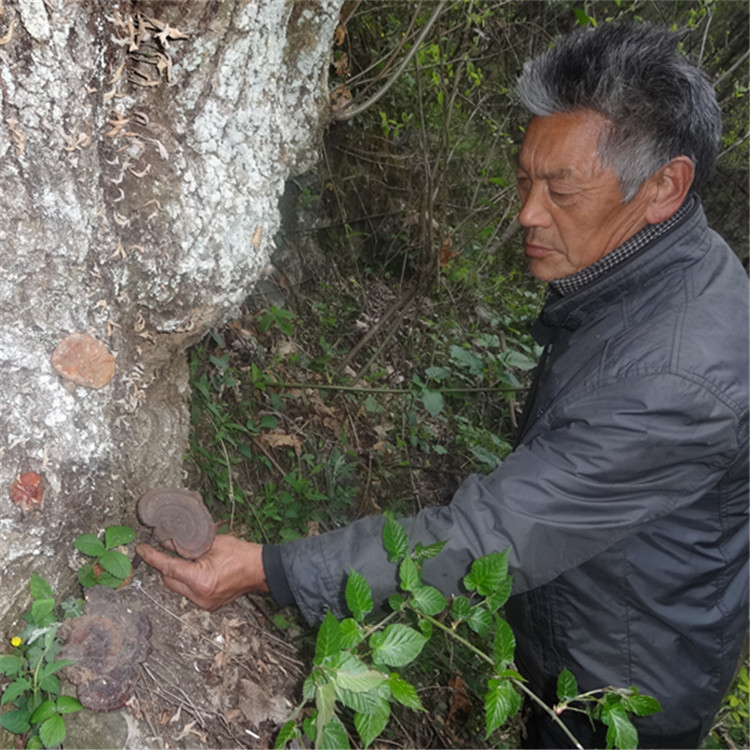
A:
[137, 487, 216, 559]
[58, 587, 151, 712]
[9, 471, 44, 514]
[50, 333, 116, 389]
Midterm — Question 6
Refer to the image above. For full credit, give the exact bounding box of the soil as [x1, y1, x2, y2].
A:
[62, 569, 305, 750]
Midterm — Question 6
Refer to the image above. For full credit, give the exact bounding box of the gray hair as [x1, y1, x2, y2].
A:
[517, 23, 722, 200]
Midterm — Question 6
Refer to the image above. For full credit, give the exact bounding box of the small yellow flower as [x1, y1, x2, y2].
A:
[10, 636, 22, 648]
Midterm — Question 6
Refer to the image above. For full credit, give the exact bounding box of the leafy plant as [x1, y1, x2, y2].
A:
[73, 525, 135, 589]
[0, 576, 82, 748]
[274, 519, 660, 749]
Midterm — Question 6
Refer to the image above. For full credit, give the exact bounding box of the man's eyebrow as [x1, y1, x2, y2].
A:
[514, 164, 576, 180]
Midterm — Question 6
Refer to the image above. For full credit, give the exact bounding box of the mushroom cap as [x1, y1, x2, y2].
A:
[137, 487, 216, 559]
[58, 587, 151, 712]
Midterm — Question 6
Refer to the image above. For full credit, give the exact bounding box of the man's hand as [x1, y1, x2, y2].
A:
[135, 534, 269, 611]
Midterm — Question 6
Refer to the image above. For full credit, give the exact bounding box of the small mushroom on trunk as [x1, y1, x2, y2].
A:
[137, 487, 216, 559]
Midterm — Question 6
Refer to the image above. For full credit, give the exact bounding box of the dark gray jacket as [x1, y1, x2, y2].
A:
[274, 201, 748, 742]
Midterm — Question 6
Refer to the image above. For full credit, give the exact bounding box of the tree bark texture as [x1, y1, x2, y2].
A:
[0, 0, 341, 631]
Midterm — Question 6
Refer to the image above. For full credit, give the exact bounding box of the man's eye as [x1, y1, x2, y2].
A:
[550, 190, 576, 203]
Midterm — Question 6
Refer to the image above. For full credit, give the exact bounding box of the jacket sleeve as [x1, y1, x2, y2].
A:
[277, 372, 741, 624]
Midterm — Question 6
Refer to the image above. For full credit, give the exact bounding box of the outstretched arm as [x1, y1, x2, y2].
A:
[136, 534, 268, 611]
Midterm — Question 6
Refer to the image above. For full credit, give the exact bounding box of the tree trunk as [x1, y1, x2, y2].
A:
[0, 0, 341, 632]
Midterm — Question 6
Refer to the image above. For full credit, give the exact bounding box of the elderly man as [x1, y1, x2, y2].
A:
[138, 23, 748, 749]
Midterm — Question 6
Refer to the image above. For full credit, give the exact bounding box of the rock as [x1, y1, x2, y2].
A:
[50, 334, 116, 390]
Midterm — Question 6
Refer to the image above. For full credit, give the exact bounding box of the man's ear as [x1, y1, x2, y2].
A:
[644, 156, 695, 224]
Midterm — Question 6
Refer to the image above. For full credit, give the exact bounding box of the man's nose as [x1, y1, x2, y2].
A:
[518, 184, 551, 228]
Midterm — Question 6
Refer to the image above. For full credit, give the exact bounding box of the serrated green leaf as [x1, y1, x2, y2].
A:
[370, 624, 426, 668]
[467, 607, 492, 638]
[556, 668, 578, 702]
[388, 593, 405, 612]
[55, 696, 82, 715]
[30, 700, 56, 724]
[464, 551, 510, 596]
[26, 735, 43, 749]
[77, 565, 98, 588]
[339, 619, 364, 649]
[485, 576, 513, 612]
[493, 618, 516, 665]
[315, 680, 336, 742]
[39, 713, 66, 748]
[30, 599, 55, 623]
[302, 674, 316, 701]
[410, 585, 447, 616]
[421, 390, 444, 416]
[388, 674, 423, 711]
[2, 678, 31, 705]
[383, 518, 409, 563]
[104, 525, 135, 549]
[274, 719, 300, 749]
[601, 701, 638, 750]
[314, 612, 343, 664]
[98, 549, 131, 580]
[73, 534, 106, 558]
[624, 692, 662, 717]
[28, 575, 54, 601]
[92, 570, 124, 589]
[413, 540, 446, 561]
[39, 660, 73, 681]
[317, 713, 350, 750]
[335, 685, 388, 716]
[39, 674, 60, 697]
[451, 596, 471, 620]
[354, 704, 390, 748]
[345, 569, 373, 622]
[0, 709, 31, 734]
[399, 556, 420, 592]
[0, 655, 24, 677]
[418, 619, 433, 639]
[484, 678, 522, 738]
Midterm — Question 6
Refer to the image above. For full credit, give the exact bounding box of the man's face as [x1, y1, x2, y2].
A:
[516, 110, 654, 282]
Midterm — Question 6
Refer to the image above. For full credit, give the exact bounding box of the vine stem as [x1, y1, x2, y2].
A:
[417, 609, 585, 750]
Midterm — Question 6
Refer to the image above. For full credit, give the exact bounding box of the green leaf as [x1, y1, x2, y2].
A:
[26, 735, 43, 750]
[315, 680, 336, 741]
[624, 691, 662, 717]
[333, 665, 387, 695]
[388, 674, 423, 711]
[370, 624, 426, 668]
[39, 674, 60, 696]
[485, 576, 513, 612]
[335, 685, 388, 716]
[464, 550, 510, 596]
[388, 593, 405, 612]
[91, 570, 124, 589]
[39, 660, 73, 681]
[339, 619, 364, 649]
[601, 701, 638, 750]
[0, 655, 24, 677]
[345, 569, 373, 622]
[98, 549, 131, 580]
[55, 696, 82, 715]
[556, 668, 578, 702]
[274, 720, 300, 749]
[354, 705, 390, 748]
[30, 599, 55, 623]
[398, 556, 420, 593]
[314, 612, 342, 664]
[493, 617, 516, 665]
[451, 597, 471, 620]
[0, 709, 31, 734]
[28, 575, 54, 601]
[382, 518, 409, 563]
[39, 713, 66, 748]
[2, 678, 31, 705]
[317, 713, 349, 750]
[77, 565, 98, 588]
[30, 700, 56, 724]
[421, 390, 444, 416]
[302, 675, 316, 701]
[485, 678, 522, 738]
[104, 525, 135, 549]
[410, 586, 447, 616]
[73, 534, 106, 558]
[412, 540, 446, 561]
[467, 607, 492, 638]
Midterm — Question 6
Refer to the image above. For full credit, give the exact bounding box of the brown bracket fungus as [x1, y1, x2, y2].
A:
[58, 587, 151, 712]
[51, 333, 116, 389]
[137, 487, 216, 559]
